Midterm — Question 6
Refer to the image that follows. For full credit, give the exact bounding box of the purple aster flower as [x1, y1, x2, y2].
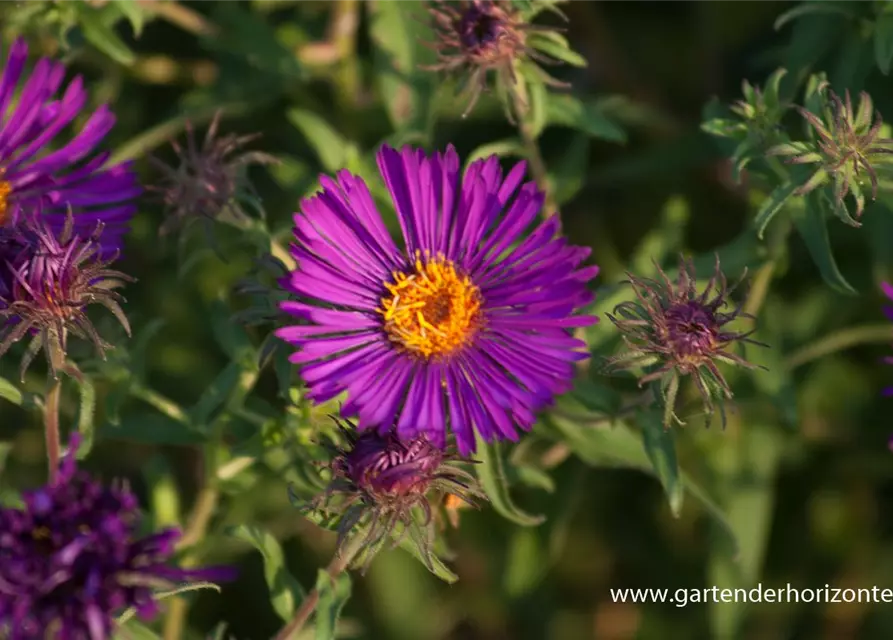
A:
[881, 282, 893, 396]
[424, 0, 569, 119]
[607, 255, 766, 427]
[0, 37, 139, 255]
[276, 144, 599, 455]
[0, 435, 235, 640]
[0, 211, 132, 379]
[295, 418, 483, 572]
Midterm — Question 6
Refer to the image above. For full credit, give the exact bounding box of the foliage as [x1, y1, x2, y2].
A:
[2, 1, 893, 639]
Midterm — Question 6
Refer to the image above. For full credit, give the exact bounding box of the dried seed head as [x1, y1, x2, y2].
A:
[423, 0, 569, 120]
[606, 255, 767, 427]
[0, 212, 133, 379]
[150, 111, 278, 236]
[294, 418, 485, 573]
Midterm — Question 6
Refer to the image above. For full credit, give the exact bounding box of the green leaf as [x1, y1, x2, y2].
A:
[113, 619, 162, 640]
[875, 14, 893, 74]
[209, 301, 256, 366]
[67, 371, 97, 460]
[774, 1, 856, 31]
[549, 134, 589, 205]
[229, 525, 306, 623]
[546, 95, 626, 143]
[188, 362, 243, 427]
[639, 410, 683, 516]
[568, 378, 623, 415]
[288, 109, 351, 173]
[75, 6, 135, 65]
[368, 0, 433, 132]
[793, 193, 858, 294]
[314, 570, 352, 640]
[397, 535, 459, 584]
[0, 377, 23, 406]
[527, 31, 587, 67]
[755, 182, 800, 239]
[466, 139, 526, 165]
[99, 413, 207, 446]
[111, 0, 146, 37]
[549, 415, 739, 556]
[474, 435, 545, 526]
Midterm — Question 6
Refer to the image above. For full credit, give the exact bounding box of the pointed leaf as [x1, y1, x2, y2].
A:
[188, 362, 243, 427]
[99, 413, 207, 445]
[876, 14, 893, 75]
[546, 95, 626, 143]
[755, 182, 800, 239]
[314, 570, 352, 640]
[0, 377, 22, 406]
[793, 193, 858, 294]
[774, 1, 856, 31]
[113, 619, 162, 640]
[288, 109, 350, 173]
[67, 372, 96, 460]
[76, 6, 135, 65]
[639, 409, 684, 516]
[474, 435, 545, 526]
[229, 525, 306, 623]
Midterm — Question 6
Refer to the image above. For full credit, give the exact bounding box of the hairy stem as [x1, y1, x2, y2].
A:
[43, 378, 62, 484]
[162, 369, 259, 640]
[272, 535, 363, 640]
[784, 324, 893, 370]
[518, 117, 558, 220]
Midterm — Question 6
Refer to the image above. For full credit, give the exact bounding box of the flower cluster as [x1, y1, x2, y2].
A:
[0, 436, 234, 639]
[607, 255, 766, 427]
[295, 419, 484, 571]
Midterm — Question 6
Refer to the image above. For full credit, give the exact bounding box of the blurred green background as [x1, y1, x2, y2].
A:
[3, 1, 893, 639]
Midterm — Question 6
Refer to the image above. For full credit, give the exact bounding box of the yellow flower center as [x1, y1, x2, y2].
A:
[379, 254, 483, 358]
[0, 180, 12, 225]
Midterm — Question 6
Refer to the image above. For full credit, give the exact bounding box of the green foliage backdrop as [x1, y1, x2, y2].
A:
[3, 1, 893, 639]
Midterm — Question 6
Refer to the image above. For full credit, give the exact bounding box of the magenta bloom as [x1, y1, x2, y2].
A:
[276, 145, 598, 454]
[0, 38, 139, 255]
[0, 437, 234, 639]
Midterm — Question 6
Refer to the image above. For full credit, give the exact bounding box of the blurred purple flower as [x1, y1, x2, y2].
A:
[295, 419, 483, 572]
[0, 37, 140, 255]
[276, 144, 598, 455]
[607, 255, 766, 427]
[0, 435, 235, 640]
[0, 212, 132, 379]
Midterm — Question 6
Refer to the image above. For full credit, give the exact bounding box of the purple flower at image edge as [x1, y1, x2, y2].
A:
[0, 37, 140, 259]
[276, 144, 599, 455]
[0, 435, 235, 640]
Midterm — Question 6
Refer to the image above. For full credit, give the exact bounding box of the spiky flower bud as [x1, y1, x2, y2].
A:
[606, 255, 766, 427]
[150, 112, 277, 236]
[768, 87, 893, 223]
[424, 0, 569, 120]
[294, 419, 484, 572]
[0, 213, 132, 379]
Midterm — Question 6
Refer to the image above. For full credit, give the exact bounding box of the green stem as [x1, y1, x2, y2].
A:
[130, 384, 191, 425]
[518, 118, 558, 219]
[162, 369, 259, 640]
[272, 535, 363, 640]
[784, 324, 893, 370]
[44, 378, 62, 484]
